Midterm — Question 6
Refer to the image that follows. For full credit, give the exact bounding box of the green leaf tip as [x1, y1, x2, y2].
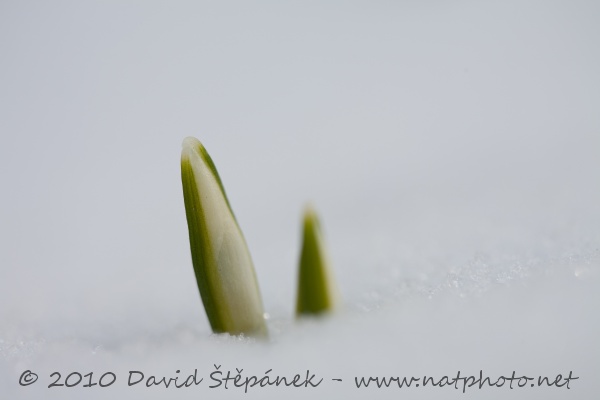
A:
[181, 136, 267, 337]
[296, 205, 340, 316]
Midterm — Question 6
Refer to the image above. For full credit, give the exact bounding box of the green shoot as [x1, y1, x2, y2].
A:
[296, 206, 339, 315]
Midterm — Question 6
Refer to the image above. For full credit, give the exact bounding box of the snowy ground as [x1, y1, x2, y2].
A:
[1, 1, 599, 399]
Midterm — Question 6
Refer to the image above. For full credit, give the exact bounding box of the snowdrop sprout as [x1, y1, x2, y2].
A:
[181, 137, 267, 337]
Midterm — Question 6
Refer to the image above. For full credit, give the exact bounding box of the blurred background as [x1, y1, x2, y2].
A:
[1, 1, 599, 399]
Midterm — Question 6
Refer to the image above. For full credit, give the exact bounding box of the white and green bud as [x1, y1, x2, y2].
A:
[181, 137, 267, 337]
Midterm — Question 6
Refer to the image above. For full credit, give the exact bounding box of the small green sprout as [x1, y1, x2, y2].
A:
[296, 206, 340, 315]
[181, 137, 267, 337]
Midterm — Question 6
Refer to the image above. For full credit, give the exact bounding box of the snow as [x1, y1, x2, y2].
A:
[1, 1, 599, 399]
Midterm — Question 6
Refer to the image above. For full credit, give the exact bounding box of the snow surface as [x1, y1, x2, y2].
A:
[1, 1, 599, 399]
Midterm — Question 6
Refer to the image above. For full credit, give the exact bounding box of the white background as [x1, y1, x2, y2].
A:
[1, 1, 599, 399]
